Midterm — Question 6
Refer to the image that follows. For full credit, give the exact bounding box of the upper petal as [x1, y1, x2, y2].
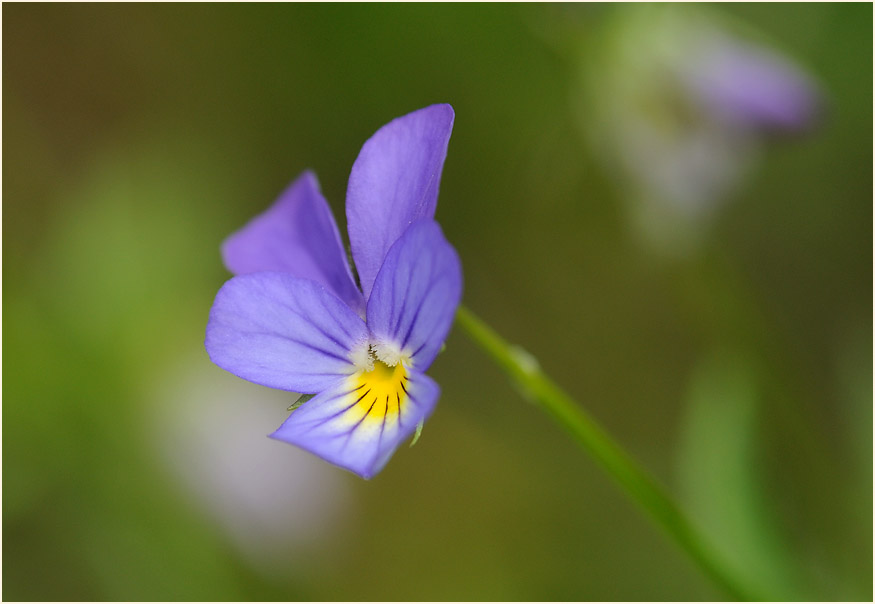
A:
[346, 104, 455, 299]
[222, 171, 364, 313]
[366, 220, 462, 372]
[270, 367, 440, 479]
[205, 272, 368, 393]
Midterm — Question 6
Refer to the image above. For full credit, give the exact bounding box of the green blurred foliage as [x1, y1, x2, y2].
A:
[3, 3, 871, 601]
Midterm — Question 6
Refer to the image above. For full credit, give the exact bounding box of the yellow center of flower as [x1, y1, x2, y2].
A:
[345, 359, 409, 427]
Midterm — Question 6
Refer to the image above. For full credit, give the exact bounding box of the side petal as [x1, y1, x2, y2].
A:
[270, 369, 440, 479]
[346, 104, 455, 299]
[222, 171, 364, 313]
[205, 272, 368, 393]
[366, 220, 462, 372]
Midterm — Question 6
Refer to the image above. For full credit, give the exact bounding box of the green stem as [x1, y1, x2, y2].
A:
[455, 305, 758, 601]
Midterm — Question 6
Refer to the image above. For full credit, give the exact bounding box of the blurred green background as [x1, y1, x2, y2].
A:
[3, 3, 871, 601]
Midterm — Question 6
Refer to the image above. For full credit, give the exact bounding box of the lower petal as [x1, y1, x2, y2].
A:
[270, 365, 440, 479]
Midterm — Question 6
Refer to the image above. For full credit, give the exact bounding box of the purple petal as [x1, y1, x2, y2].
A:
[270, 368, 440, 479]
[366, 220, 462, 372]
[346, 104, 455, 299]
[205, 272, 368, 393]
[222, 171, 364, 313]
[685, 39, 821, 132]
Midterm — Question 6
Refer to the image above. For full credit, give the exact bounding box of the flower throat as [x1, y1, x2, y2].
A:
[349, 357, 409, 425]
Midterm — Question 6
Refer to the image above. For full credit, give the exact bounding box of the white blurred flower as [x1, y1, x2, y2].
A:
[149, 355, 353, 577]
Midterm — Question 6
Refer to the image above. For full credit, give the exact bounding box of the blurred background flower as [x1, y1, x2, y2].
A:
[151, 355, 353, 578]
[3, 3, 871, 600]
[579, 4, 823, 255]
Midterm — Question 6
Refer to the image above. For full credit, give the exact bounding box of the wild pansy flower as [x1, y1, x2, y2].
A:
[205, 104, 462, 479]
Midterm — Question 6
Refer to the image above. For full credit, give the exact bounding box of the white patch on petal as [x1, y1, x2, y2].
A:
[371, 337, 409, 368]
[349, 340, 374, 372]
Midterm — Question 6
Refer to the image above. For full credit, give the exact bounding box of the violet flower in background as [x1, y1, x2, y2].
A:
[683, 32, 821, 133]
[580, 4, 822, 253]
[206, 105, 462, 479]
